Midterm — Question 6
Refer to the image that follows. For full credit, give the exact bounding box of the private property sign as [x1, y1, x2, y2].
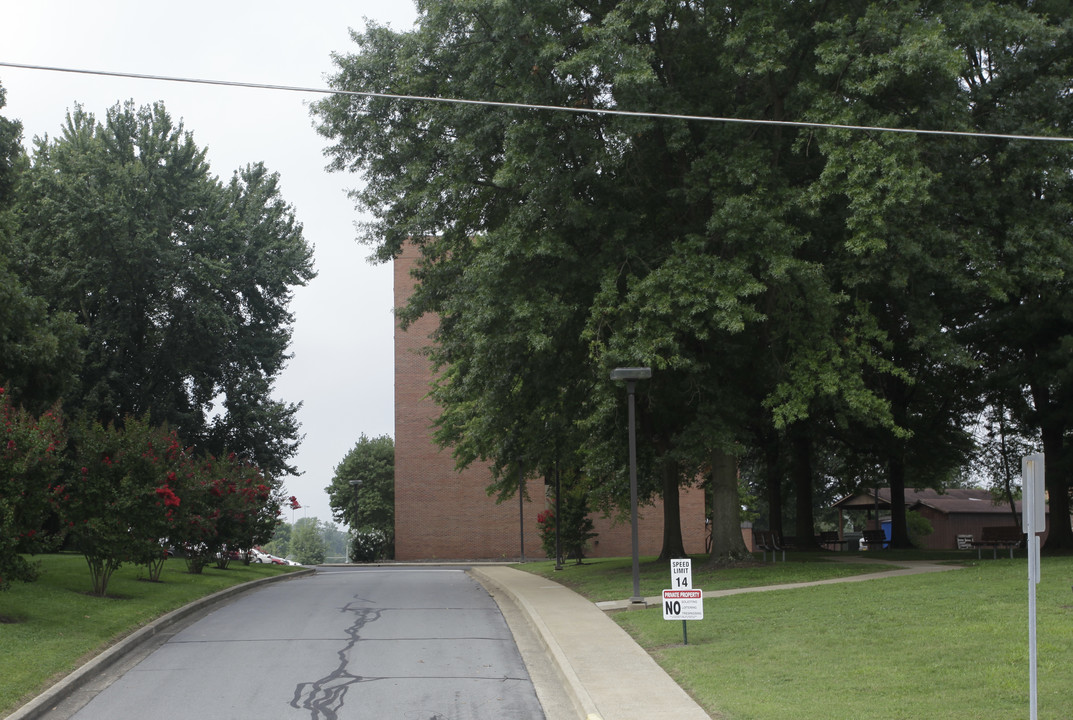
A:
[662, 589, 704, 620]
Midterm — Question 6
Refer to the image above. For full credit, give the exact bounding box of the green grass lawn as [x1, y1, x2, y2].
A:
[0, 553, 301, 716]
[519, 551, 917, 602]
[531, 553, 1073, 720]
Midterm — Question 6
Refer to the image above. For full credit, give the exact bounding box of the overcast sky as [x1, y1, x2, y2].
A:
[2, 1, 420, 526]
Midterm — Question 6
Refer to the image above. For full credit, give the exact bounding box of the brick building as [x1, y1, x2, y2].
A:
[393, 242, 707, 560]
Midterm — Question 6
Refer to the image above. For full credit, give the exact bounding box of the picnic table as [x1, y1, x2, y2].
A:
[969, 526, 1025, 559]
[817, 530, 849, 551]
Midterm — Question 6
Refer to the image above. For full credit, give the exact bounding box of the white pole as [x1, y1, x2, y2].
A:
[1022, 453, 1044, 720]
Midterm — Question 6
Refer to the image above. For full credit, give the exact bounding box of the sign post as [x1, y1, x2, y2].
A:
[1023, 453, 1045, 720]
[664, 559, 701, 644]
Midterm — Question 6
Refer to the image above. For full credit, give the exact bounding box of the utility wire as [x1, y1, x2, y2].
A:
[2, 60, 1072, 144]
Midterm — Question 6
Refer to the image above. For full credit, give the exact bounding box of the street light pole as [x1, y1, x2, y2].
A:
[518, 462, 525, 562]
[611, 367, 652, 605]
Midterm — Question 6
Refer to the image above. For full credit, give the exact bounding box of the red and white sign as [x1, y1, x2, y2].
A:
[662, 589, 703, 620]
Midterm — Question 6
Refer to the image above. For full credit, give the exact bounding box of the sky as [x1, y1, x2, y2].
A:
[1, 1, 420, 526]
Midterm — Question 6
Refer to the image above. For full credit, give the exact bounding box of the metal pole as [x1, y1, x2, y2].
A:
[628, 379, 642, 604]
[555, 463, 563, 570]
[518, 463, 525, 562]
[610, 366, 651, 604]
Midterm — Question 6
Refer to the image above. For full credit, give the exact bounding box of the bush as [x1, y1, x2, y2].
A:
[537, 483, 597, 564]
[0, 389, 65, 590]
[907, 510, 934, 549]
[349, 529, 387, 563]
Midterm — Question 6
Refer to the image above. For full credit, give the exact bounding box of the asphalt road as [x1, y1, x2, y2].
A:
[59, 566, 547, 720]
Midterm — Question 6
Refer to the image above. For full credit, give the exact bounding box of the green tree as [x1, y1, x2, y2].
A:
[320, 521, 349, 560]
[0, 85, 83, 413]
[13, 101, 314, 479]
[912, 1, 1073, 550]
[538, 477, 597, 564]
[325, 435, 394, 557]
[316, 1, 1073, 559]
[0, 83, 20, 207]
[289, 517, 326, 565]
[263, 520, 291, 559]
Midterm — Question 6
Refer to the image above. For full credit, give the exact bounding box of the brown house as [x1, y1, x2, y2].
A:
[832, 487, 1046, 550]
[393, 242, 707, 560]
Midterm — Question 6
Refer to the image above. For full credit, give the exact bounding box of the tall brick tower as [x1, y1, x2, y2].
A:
[393, 242, 706, 560]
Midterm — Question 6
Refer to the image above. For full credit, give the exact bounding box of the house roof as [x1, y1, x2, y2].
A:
[831, 487, 1024, 515]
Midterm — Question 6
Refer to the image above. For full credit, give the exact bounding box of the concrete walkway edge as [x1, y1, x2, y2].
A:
[471, 567, 601, 720]
[472, 566, 711, 720]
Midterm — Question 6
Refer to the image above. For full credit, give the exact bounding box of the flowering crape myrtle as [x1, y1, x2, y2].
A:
[206, 453, 283, 569]
[166, 451, 283, 573]
[60, 416, 190, 595]
[1, 385, 282, 591]
[0, 387, 64, 590]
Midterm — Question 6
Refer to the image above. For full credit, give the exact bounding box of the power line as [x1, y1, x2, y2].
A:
[2, 60, 1072, 144]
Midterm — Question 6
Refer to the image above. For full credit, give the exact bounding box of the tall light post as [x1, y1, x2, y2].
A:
[611, 366, 652, 605]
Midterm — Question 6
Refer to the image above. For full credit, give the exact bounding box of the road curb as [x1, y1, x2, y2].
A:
[6, 567, 315, 720]
[470, 567, 602, 720]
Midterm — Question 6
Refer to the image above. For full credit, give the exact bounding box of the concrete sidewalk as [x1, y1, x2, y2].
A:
[472, 566, 712, 720]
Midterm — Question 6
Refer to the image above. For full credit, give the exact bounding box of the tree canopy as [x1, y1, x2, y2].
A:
[325, 434, 395, 552]
[11, 100, 315, 479]
[317, 0, 1073, 555]
[0, 84, 83, 414]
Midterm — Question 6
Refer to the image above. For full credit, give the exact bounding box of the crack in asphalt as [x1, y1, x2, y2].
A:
[290, 599, 384, 720]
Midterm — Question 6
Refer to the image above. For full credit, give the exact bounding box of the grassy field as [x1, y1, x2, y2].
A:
[0, 553, 301, 716]
[519, 552, 921, 602]
[525, 552, 1073, 720]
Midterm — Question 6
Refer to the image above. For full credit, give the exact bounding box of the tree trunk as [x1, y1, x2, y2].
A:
[997, 409, 1020, 527]
[763, 433, 784, 538]
[707, 448, 749, 566]
[658, 458, 686, 561]
[1038, 412, 1073, 551]
[790, 427, 817, 549]
[887, 455, 912, 549]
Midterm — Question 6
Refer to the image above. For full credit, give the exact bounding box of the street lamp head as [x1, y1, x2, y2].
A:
[348, 479, 363, 487]
[610, 367, 652, 381]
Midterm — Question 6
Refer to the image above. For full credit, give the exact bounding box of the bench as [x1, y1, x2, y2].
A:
[754, 530, 787, 562]
[861, 530, 888, 550]
[969, 526, 1025, 559]
[818, 531, 849, 551]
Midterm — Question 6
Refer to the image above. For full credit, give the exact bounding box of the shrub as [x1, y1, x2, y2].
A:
[537, 484, 597, 564]
[349, 529, 387, 563]
[0, 388, 65, 590]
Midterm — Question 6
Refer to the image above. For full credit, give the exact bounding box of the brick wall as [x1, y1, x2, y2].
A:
[394, 241, 706, 560]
